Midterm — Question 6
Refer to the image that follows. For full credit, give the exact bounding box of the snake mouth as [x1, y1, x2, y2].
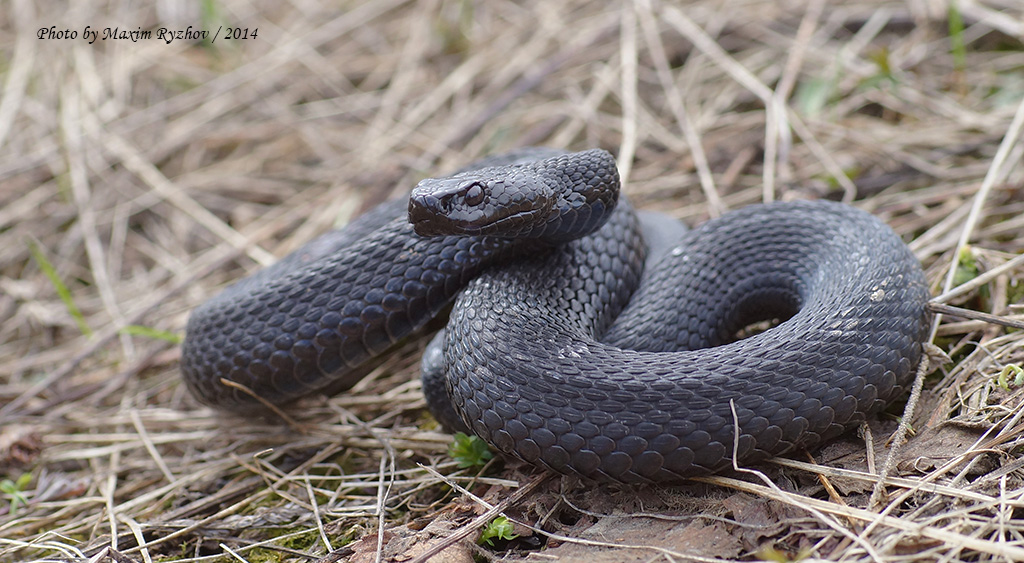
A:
[409, 202, 543, 237]
[464, 208, 546, 237]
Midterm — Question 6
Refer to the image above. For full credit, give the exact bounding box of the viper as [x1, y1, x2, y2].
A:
[181, 148, 931, 483]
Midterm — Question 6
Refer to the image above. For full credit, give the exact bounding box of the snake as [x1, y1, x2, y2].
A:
[181, 148, 932, 483]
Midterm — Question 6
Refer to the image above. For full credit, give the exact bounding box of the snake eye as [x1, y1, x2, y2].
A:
[463, 182, 485, 206]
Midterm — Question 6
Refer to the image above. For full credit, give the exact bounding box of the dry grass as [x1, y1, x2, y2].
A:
[2, 0, 1024, 561]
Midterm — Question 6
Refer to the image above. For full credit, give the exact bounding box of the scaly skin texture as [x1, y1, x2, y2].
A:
[441, 200, 930, 482]
[181, 148, 931, 483]
[180, 148, 613, 407]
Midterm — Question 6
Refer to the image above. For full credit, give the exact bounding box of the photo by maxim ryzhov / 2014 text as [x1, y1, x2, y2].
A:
[36, 25, 257, 45]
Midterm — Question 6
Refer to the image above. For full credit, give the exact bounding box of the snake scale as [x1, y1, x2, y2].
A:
[181, 148, 931, 483]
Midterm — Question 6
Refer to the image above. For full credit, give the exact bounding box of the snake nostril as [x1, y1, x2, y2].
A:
[439, 195, 456, 214]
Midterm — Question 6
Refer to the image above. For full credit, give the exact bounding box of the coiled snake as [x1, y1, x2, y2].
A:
[181, 148, 931, 483]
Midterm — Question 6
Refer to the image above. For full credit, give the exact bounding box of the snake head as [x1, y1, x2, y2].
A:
[409, 173, 554, 238]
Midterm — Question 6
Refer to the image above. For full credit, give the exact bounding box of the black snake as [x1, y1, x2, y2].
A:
[181, 148, 931, 483]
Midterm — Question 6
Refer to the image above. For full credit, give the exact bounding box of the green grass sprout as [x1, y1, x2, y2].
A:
[757, 544, 811, 562]
[27, 238, 93, 337]
[997, 365, 1024, 390]
[119, 325, 183, 344]
[478, 516, 517, 547]
[1, 473, 33, 515]
[448, 432, 493, 469]
[948, 0, 967, 77]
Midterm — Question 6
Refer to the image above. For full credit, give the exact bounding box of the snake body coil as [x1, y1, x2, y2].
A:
[182, 149, 931, 483]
